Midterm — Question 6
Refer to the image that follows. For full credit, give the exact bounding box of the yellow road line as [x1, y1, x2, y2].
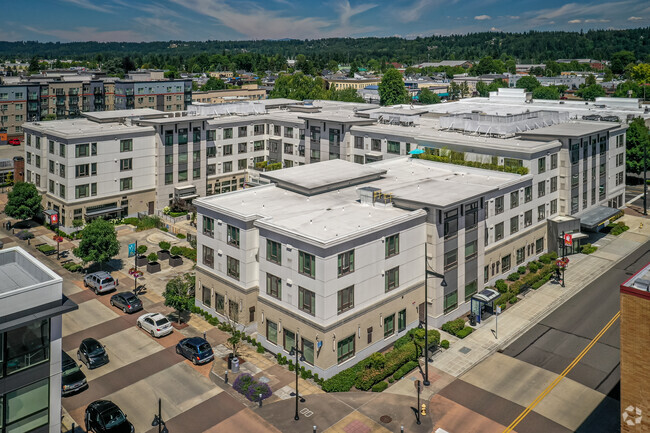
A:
[502, 311, 621, 433]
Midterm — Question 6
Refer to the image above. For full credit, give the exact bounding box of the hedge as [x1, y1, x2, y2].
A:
[37, 244, 55, 253]
[507, 272, 520, 282]
[495, 279, 508, 293]
[417, 153, 529, 175]
[355, 343, 419, 390]
[581, 243, 598, 254]
[371, 382, 389, 392]
[456, 327, 474, 339]
[440, 340, 450, 349]
[322, 364, 362, 392]
[392, 360, 419, 381]
[441, 318, 465, 335]
[63, 262, 82, 272]
[517, 266, 527, 275]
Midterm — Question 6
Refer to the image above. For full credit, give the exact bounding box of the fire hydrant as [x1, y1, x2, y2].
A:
[421, 403, 427, 416]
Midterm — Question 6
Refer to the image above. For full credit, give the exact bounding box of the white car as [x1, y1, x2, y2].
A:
[137, 313, 173, 338]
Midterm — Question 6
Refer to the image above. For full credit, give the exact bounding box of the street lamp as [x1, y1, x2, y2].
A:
[151, 398, 168, 433]
[289, 346, 306, 421]
[423, 243, 446, 386]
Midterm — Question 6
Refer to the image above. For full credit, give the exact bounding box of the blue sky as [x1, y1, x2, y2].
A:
[2, 0, 648, 42]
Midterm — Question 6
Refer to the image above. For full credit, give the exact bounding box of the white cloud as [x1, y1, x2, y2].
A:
[336, 0, 378, 27]
[132, 17, 183, 36]
[397, 0, 439, 23]
[490, 27, 501, 31]
[507, 15, 520, 19]
[568, 19, 582, 23]
[628, 16, 643, 20]
[585, 18, 610, 22]
[475, 14, 491, 20]
[25, 26, 146, 42]
[61, 0, 113, 13]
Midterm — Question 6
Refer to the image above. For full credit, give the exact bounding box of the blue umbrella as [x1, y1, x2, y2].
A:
[409, 149, 425, 155]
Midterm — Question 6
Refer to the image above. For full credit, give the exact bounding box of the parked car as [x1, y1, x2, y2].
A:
[8, 139, 20, 146]
[137, 312, 173, 338]
[85, 400, 134, 433]
[84, 271, 118, 295]
[78, 338, 109, 369]
[176, 337, 214, 365]
[62, 351, 87, 396]
[110, 291, 143, 314]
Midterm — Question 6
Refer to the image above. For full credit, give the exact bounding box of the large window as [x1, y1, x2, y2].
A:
[75, 184, 89, 199]
[551, 153, 558, 169]
[444, 290, 458, 314]
[385, 234, 399, 258]
[202, 286, 211, 307]
[536, 237, 544, 254]
[337, 286, 354, 314]
[178, 128, 188, 145]
[120, 177, 132, 191]
[387, 141, 400, 154]
[5, 320, 50, 376]
[4, 379, 49, 432]
[502, 254, 511, 273]
[550, 176, 558, 192]
[227, 225, 240, 248]
[337, 335, 355, 363]
[538, 181, 546, 198]
[495, 196, 504, 214]
[283, 329, 295, 352]
[398, 309, 407, 332]
[510, 191, 519, 209]
[385, 267, 399, 292]
[516, 247, 525, 265]
[120, 139, 132, 152]
[510, 215, 519, 234]
[495, 222, 504, 241]
[302, 339, 314, 365]
[465, 280, 478, 301]
[227, 256, 240, 280]
[524, 186, 532, 203]
[524, 210, 532, 227]
[266, 320, 277, 344]
[202, 216, 214, 237]
[444, 209, 458, 239]
[120, 158, 132, 171]
[224, 128, 233, 139]
[298, 287, 315, 316]
[298, 251, 315, 278]
[538, 204, 546, 221]
[267, 240, 281, 264]
[266, 274, 281, 299]
[465, 240, 477, 260]
[75, 143, 89, 157]
[444, 249, 458, 271]
[202, 245, 214, 268]
[338, 250, 354, 277]
[538, 157, 546, 174]
[384, 314, 395, 338]
[465, 201, 478, 230]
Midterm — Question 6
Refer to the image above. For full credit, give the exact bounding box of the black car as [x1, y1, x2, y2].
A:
[110, 291, 143, 314]
[62, 351, 87, 396]
[85, 400, 134, 433]
[176, 337, 214, 365]
[78, 338, 109, 369]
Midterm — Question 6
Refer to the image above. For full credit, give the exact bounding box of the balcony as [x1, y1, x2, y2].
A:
[69, 97, 79, 105]
[56, 98, 66, 106]
[94, 97, 104, 104]
[125, 89, 134, 96]
[68, 89, 79, 96]
[28, 93, 39, 101]
[55, 89, 65, 96]
[94, 88, 103, 95]
[28, 103, 38, 112]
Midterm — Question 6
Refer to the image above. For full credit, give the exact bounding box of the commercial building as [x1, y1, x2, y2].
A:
[192, 85, 266, 104]
[324, 77, 381, 91]
[0, 246, 77, 433]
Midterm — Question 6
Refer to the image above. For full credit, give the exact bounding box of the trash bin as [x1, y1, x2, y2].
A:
[231, 356, 240, 373]
[469, 313, 477, 327]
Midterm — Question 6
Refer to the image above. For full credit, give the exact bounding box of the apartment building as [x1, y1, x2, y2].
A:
[324, 77, 381, 91]
[0, 246, 78, 433]
[192, 84, 266, 104]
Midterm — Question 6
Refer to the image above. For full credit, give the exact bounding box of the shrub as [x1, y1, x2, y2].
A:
[233, 373, 272, 402]
[147, 253, 158, 263]
[161, 227, 169, 232]
[609, 221, 629, 236]
[442, 318, 465, 335]
[300, 369, 313, 380]
[63, 262, 82, 272]
[456, 327, 474, 339]
[257, 344, 265, 353]
[581, 243, 598, 254]
[159, 241, 171, 251]
[392, 360, 419, 381]
[388, 377, 394, 383]
[208, 317, 219, 326]
[170, 246, 182, 256]
[528, 261, 539, 273]
[322, 364, 361, 392]
[507, 273, 520, 282]
[137, 245, 148, 255]
[367, 352, 386, 370]
[510, 296, 518, 304]
[123, 217, 139, 226]
[16, 230, 34, 240]
[549, 251, 558, 260]
[177, 233, 186, 239]
[288, 364, 295, 372]
[440, 340, 450, 349]
[495, 279, 508, 293]
[37, 244, 55, 253]
[531, 280, 545, 290]
[372, 382, 389, 392]
[355, 343, 419, 390]
[518, 266, 527, 274]
[313, 373, 320, 382]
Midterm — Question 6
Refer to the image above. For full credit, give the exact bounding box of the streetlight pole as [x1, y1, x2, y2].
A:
[644, 136, 647, 216]
[416, 380, 421, 425]
[289, 346, 306, 421]
[423, 243, 446, 387]
[151, 398, 167, 433]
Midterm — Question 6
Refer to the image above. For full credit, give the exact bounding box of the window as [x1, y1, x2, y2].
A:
[329, 129, 341, 145]
[550, 199, 558, 215]
[238, 142, 247, 153]
[207, 130, 216, 141]
[120, 158, 132, 171]
[91, 142, 97, 155]
[178, 128, 188, 145]
[298, 251, 315, 278]
[550, 153, 558, 169]
[444, 249, 458, 271]
[510, 191, 519, 209]
[75, 184, 89, 199]
[202, 245, 214, 267]
[223, 144, 233, 156]
[465, 201, 478, 230]
[75, 164, 89, 178]
[550, 176, 558, 193]
[193, 129, 201, 143]
[4, 379, 49, 432]
[516, 247, 525, 265]
[495, 222, 504, 241]
[120, 139, 132, 152]
[178, 170, 188, 182]
[371, 139, 381, 151]
[75, 143, 89, 157]
[385, 234, 399, 257]
[524, 210, 532, 227]
[465, 280, 478, 301]
[395, 310, 406, 333]
[48, 179, 54, 193]
[387, 141, 400, 154]
[266, 240, 281, 264]
[524, 186, 532, 203]
[484, 265, 490, 284]
[385, 267, 399, 292]
[227, 225, 240, 248]
[337, 335, 355, 363]
[338, 250, 355, 276]
[91, 183, 97, 196]
[193, 167, 201, 179]
[354, 136, 364, 149]
[227, 256, 240, 280]
[202, 286, 211, 307]
[223, 161, 232, 173]
[465, 240, 477, 260]
[298, 287, 315, 315]
[538, 157, 546, 174]
[538, 181, 546, 198]
[238, 126, 247, 137]
[266, 274, 281, 299]
[5, 320, 49, 375]
[35, 137, 41, 149]
[444, 290, 458, 314]
[538, 204, 546, 221]
[35, 155, 41, 168]
[495, 196, 504, 214]
[254, 124, 264, 136]
[60, 143, 65, 157]
[536, 237, 544, 254]
[48, 140, 55, 154]
[337, 286, 354, 314]
[120, 177, 132, 191]
[266, 320, 278, 344]
[502, 254, 511, 273]
[59, 184, 65, 198]
[444, 208, 458, 238]
[198, 218, 214, 239]
[223, 128, 233, 139]
[302, 338, 315, 365]
[238, 159, 247, 170]
[48, 160, 55, 174]
[384, 314, 395, 338]
[285, 127, 294, 138]
[510, 215, 519, 234]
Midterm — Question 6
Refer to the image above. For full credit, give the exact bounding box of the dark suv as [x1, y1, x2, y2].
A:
[85, 400, 134, 433]
[110, 292, 143, 314]
[176, 337, 214, 365]
[62, 351, 87, 396]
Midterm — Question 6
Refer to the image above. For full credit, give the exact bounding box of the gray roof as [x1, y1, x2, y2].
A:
[579, 206, 621, 229]
[0, 247, 60, 295]
[22, 118, 153, 140]
[519, 121, 619, 138]
[82, 108, 164, 122]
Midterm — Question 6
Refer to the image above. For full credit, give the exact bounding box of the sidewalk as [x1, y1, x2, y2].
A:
[429, 214, 650, 378]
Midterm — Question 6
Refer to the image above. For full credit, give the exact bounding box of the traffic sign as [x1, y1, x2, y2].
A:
[51, 213, 58, 225]
[564, 233, 573, 246]
[128, 242, 136, 258]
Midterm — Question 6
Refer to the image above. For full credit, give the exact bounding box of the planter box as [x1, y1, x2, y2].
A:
[147, 261, 161, 273]
[157, 250, 170, 261]
[169, 255, 183, 267]
[135, 255, 148, 267]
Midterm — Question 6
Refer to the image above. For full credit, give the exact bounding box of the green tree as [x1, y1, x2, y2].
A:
[585, 74, 597, 86]
[545, 61, 561, 76]
[378, 69, 408, 105]
[516, 76, 541, 92]
[614, 80, 641, 98]
[270, 72, 328, 100]
[532, 86, 560, 100]
[4, 182, 42, 220]
[611, 50, 636, 75]
[631, 64, 650, 101]
[576, 84, 606, 101]
[73, 219, 120, 268]
[418, 87, 441, 104]
[505, 59, 516, 74]
[328, 87, 364, 103]
[163, 273, 196, 323]
[603, 69, 614, 82]
[201, 77, 226, 91]
[27, 56, 41, 74]
[626, 118, 650, 175]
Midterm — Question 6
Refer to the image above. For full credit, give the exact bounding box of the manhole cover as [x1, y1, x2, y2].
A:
[459, 346, 472, 354]
[380, 415, 392, 424]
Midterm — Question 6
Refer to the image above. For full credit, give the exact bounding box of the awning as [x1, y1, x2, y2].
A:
[178, 194, 199, 200]
[85, 206, 122, 217]
[558, 232, 589, 240]
[365, 151, 383, 158]
[472, 288, 500, 303]
[579, 206, 621, 230]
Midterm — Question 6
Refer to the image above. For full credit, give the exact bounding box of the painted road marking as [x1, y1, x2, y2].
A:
[300, 408, 314, 417]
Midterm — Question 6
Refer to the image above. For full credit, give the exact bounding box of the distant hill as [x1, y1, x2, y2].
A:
[1, 27, 649, 64]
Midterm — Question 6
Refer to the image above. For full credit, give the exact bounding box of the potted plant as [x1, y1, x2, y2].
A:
[147, 252, 161, 273]
[158, 241, 171, 261]
[136, 245, 148, 266]
[169, 254, 183, 267]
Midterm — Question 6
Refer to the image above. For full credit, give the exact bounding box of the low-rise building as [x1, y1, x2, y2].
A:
[192, 85, 266, 104]
[325, 77, 381, 91]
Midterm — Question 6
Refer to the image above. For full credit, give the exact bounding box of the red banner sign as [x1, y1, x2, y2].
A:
[564, 233, 573, 246]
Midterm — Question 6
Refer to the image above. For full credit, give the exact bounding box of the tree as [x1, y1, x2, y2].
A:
[532, 86, 560, 100]
[611, 50, 636, 75]
[201, 77, 226, 91]
[614, 80, 641, 98]
[378, 68, 408, 106]
[418, 87, 441, 104]
[270, 72, 328, 100]
[631, 64, 650, 101]
[585, 74, 597, 86]
[163, 273, 196, 323]
[576, 84, 606, 101]
[516, 76, 541, 92]
[5, 182, 42, 220]
[626, 118, 650, 175]
[28, 56, 41, 74]
[73, 219, 119, 268]
[328, 87, 364, 103]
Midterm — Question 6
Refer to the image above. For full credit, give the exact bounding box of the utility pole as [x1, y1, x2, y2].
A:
[644, 137, 647, 216]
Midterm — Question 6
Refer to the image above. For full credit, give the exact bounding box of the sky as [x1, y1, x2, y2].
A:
[1, 0, 648, 42]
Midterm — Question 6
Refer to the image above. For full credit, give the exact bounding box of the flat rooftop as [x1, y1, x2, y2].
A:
[82, 108, 164, 122]
[621, 263, 650, 294]
[23, 118, 153, 139]
[519, 121, 619, 137]
[0, 247, 60, 295]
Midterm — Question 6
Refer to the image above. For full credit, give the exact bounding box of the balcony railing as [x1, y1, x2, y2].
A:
[28, 93, 38, 101]
[69, 89, 79, 96]
[56, 98, 66, 106]
[94, 88, 103, 95]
